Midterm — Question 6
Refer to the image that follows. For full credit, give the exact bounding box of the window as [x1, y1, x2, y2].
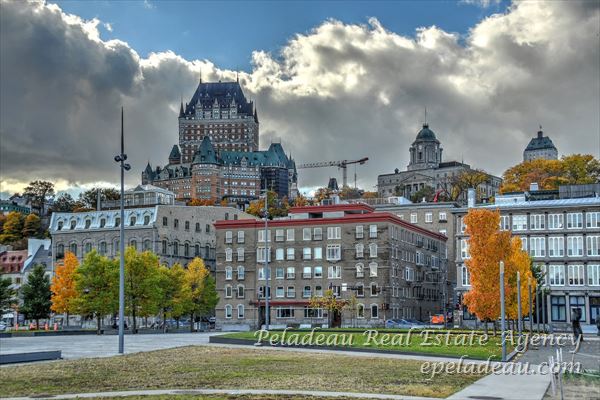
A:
[286, 267, 295, 279]
[548, 236, 564, 257]
[286, 248, 295, 260]
[57, 221, 64, 230]
[205, 224, 210, 233]
[356, 284, 364, 297]
[237, 304, 245, 319]
[313, 227, 323, 240]
[99, 242, 107, 255]
[548, 213, 563, 229]
[195, 244, 201, 257]
[162, 217, 168, 226]
[303, 266, 312, 279]
[369, 262, 378, 277]
[567, 236, 583, 256]
[356, 263, 364, 278]
[303, 285, 312, 298]
[303, 228, 311, 240]
[410, 213, 418, 223]
[85, 219, 92, 229]
[369, 225, 377, 238]
[224, 285, 232, 298]
[567, 213, 583, 229]
[275, 229, 284, 241]
[258, 230, 271, 242]
[314, 266, 322, 278]
[162, 240, 167, 254]
[369, 243, 377, 258]
[237, 285, 245, 298]
[500, 215, 510, 231]
[184, 243, 190, 257]
[287, 286, 295, 298]
[461, 265, 470, 286]
[371, 304, 379, 319]
[303, 247, 312, 260]
[439, 229, 447, 236]
[184, 221, 190, 231]
[237, 231, 245, 244]
[144, 215, 150, 225]
[326, 244, 341, 261]
[587, 264, 600, 286]
[195, 222, 200, 232]
[587, 235, 600, 256]
[530, 214, 545, 230]
[286, 229, 295, 241]
[439, 212, 447, 222]
[276, 286, 284, 298]
[327, 227, 341, 240]
[355, 225, 364, 239]
[355, 243, 364, 258]
[304, 307, 323, 318]
[258, 267, 270, 280]
[275, 267, 284, 279]
[405, 267, 415, 282]
[256, 247, 271, 262]
[529, 237, 546, 257]
[114, 218, 120, 228]
[587, 211, 600, 228]
[460, 239, 470, 259]
[568, 265, 584, 286]
[224, 305, 232, 319]
[370, 283, 378, 296]
[512, 215, 527, 231]
[425, 213, 433, 223]
[225, 266, 233, 280]
[237, 266, 245, 280]
[225, 231, 233, 243]
[225, 248, 232, 262]
[276, 248, 284, 260]
[174, 219, 179, 229]
[237, 248, 245, 261]
[314, 247, 322, 260]
[276, 307, 295, 318]
[548, 265, 565, 286]
[69, 243, 78, 255]
[328, 265, 341, 279]
[84, 242, 92, 254]
[357, 304, 365, 318]
[551, 296, 566, 322]
[570, 296, 586, 322]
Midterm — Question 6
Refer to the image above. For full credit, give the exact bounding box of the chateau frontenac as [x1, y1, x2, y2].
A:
[142, 78, 298, 204]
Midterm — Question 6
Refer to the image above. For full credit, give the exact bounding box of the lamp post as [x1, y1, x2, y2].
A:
[517, 271, 522, 337]
[499, 261, 507, 362]
[114, 107, 130, 354]
[528, 277, 533, 333]
[263, 189, 270, 330]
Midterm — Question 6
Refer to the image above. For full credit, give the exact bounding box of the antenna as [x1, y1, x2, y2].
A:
[424, 106, 427, 125]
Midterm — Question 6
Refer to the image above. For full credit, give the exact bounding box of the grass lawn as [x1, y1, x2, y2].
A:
[220, 329, 508, 360]
[87, 397, 389, 400]
[2, 346, 484, 398]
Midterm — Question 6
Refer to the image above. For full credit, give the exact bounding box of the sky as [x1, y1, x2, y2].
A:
[0, 0, 599, 198]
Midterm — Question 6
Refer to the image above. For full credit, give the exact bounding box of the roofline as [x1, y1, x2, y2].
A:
[215, 212, 447, 241]
[288, 203, 375, 213]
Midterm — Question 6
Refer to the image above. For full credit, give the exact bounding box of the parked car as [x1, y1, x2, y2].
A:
[0, 322, 7, 331]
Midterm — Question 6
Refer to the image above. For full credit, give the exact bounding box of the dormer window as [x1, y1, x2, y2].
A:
[99, 218, 106, 228]
[57, 221, 64, 230]
[70, 220, 76, 230]
[84, 219, 91, 229]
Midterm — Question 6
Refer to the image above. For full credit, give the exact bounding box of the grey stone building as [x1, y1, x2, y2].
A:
[214, 203, 448, 331]
[523, 127, 558, 161]
[50, 204, 254, 271]
[377, 123, 502, 204]
[453, 187, 600, 330]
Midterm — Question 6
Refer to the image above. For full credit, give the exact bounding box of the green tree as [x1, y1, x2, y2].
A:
[50, 193, 76, 213]
[309, 289, 346, 328]
[124, 247, 161, 333]
[156, 263, 190, 331]
[20, 265, 52, 329]
[22, 213, 42, 238]
[0, 276, 17, 314]
[410, 186, 436, 203]
[0, 211, 24, 243]
[23, 180, 55, 215]
[184, 258, 218, 331]
[74, 250, 119, 333]
[78, 188, 120, 209]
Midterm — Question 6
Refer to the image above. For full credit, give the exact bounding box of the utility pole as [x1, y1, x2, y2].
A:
[263, 186, 270, 330]
[500, 261, 506, 362]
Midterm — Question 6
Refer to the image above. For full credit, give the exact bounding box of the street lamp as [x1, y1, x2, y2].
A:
[114, 107, 130, 354]
[262, 188, 270, 330]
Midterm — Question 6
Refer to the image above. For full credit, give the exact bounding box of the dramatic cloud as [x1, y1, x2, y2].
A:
[1, 0, 598, 196]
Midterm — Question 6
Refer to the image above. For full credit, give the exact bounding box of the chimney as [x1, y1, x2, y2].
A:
[530, 182, 539, 191]
[467, 188, 476, 208]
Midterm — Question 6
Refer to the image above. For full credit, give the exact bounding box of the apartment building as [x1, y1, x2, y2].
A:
[214, 203, 448, 331]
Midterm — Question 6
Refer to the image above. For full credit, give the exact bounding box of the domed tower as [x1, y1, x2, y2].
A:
[407, 123, 442, 171]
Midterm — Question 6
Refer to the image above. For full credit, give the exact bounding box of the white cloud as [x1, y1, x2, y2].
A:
[104, 22, 113, 32]
[0, 0, 598, 194]
[460, 0, 502, 8]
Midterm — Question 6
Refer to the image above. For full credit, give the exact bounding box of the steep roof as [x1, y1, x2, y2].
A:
[415, 123, 439, 142]
[193, 136, 219, 165]
[169, 145, 181, 160]
[184, 80, 254, 115]
[525, 130, 557, 151]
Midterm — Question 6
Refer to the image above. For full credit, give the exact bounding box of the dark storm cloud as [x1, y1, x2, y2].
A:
[0, 1, 598, 195]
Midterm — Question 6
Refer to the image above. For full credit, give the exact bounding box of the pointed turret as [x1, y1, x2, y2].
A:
[168, 145, 181, 165]
[254, 107, 259, 123]
[179, 99, 184, 117]
[192, 136, 219, 165]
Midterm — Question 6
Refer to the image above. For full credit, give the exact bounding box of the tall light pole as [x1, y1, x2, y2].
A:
[528, 277, 533, 333]
[263, 187, 270, 330]
[114, 107, 130, 354]
[499, 261, 506, 362]
[517, 271, 522, 338]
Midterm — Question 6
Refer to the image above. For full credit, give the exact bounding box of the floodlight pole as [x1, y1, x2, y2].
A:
[263, 186, 270, 330]
[500, 261, 507, 362]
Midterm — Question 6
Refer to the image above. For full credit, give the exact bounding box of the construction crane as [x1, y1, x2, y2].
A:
[297, 157, 369, 188]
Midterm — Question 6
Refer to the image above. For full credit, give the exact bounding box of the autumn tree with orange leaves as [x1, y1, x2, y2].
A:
[50, 251, 79, 326]
[462, 209, 534, 330]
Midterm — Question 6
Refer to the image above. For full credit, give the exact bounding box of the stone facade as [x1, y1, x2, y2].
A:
[453, 192, 600, 330]
[214, 203, 448, 331]
[523, 128, 558, 161]
[49, 205, 255, 271]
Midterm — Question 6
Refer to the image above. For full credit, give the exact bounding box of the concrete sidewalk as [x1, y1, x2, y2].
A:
[448, 373, 552, 400]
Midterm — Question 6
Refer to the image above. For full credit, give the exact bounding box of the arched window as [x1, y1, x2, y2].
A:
[357, 304, 365, 318]
[371, 304, 379, 319]
[57, 221, 64, 230]
[143, 239, 151, 251]
[369, 262, 378, 277]
[57, 244, 65, 259]
[224, 284, 232, 298]
[99, 218, 106, 228]
[195, 244, 200, 257]
[84, 242, 92, 254]
[355, 243, 364, 258]
[99, 241, 107, 255]
[355, 263, 364, 278]
[225, 266, 233, 280]
[225, 248, 232, 262]
[224, 304, 232, 319]
[173, 241, 179, 256]
[184, 243, 190, 257]
[237, 266, 245, 280]
[356, 283, 364, 297]
[130, 239, 137, 250]
[114, 240, 120, 255]
[237, 284, 245, 298]
[130, 216, 136, 226]
[84, 219, 91, 229]
[369, 243, 377, 258]
[69, 243, 78, 255]
[205, 245, 210, 259]
[143, 215, 150, 225]
[370, 282, 378, 296]
[70, 220, 76, 230]
[114, 217, 121, 227]
[237, 304, 245, 319]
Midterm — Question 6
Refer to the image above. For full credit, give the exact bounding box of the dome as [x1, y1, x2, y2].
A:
[415, 123, 438, 141]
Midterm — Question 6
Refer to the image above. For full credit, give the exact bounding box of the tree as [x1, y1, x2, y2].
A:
[184, 257, 215, 332]
[410, 186, 435, 203]
[22, 213, 42, 238]
[245, 190, 288, 219]
[438, 169, 490, 202]
[0, 276, 16, 314]
[188, 198, 215, 206]
[292, 194, 309, 207]
[50, 252, 79, 326]
[20, 265, 52, 329]
[124, 247, 162, 333]
[0, 213, 6, 233]
[0, 211, 24, 243]
[74, 250, 118, 333]
[309, 289, 346, 328]
[462, 209, 534, 326]
[23, 180, 55, 215]
[78, 188, 120, 209]
[49, 193, 76, 213]
[313, 187, 333, 203]
[156, 263, 191, 331]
